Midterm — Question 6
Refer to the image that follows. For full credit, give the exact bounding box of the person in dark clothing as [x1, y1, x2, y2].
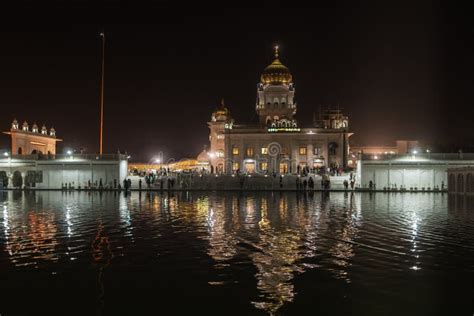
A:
[308, 177, 314, 189]
[139, 179, 142, 190]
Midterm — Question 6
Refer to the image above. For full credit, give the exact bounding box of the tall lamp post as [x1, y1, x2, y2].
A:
[99, 30, 106, 155]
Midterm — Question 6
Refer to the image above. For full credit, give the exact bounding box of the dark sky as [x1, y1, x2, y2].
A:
[1, 1, 473, 161]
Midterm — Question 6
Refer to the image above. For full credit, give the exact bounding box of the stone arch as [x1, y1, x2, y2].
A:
[457, 174, 464, 193]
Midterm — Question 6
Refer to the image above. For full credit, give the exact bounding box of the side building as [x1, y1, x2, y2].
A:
[0, 119, 128, 189]
[357, 153, 474, 190]
[206, 47, 351, 175]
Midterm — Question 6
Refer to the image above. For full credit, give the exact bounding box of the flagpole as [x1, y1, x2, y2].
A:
[99, 30, 105, 155]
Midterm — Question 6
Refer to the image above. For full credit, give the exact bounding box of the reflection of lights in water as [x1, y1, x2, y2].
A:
[205, 198, 238, 262]
[251, 231, 302, 314]
[119, 195, 131, 227]
[2, 201, 59, 266]
[3, 204, 9, 233]
[245, 199, 256, 224]
[409, 211, 421, 270]
[3, 205, 10, 255]
[207, 208, 215, 228]
[250, 195, 322, 314]
[119, 195, 134, 242]
[326, 193, 359, 283]
[66, 206, 72, 237]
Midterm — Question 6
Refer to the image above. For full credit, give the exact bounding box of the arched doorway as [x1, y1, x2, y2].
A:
[448, 174, 455, 193]
[12, 171, 23, 188]
[31, 149, 38, 154]
[17, 147, 22, 155]
[467, 173, 473, 193]
[457, 174, 464, 193]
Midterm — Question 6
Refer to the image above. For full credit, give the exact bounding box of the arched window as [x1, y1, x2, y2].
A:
[448, 174, 455, 192]
[17, 147, 22, 155]
[457, 174, 464, 193]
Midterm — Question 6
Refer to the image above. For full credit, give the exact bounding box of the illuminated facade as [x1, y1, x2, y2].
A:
[3, 119, 60, 155]
[207, 47, 351, 174]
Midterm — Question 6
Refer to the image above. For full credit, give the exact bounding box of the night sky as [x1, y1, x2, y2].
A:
[1, 2, 473, 162]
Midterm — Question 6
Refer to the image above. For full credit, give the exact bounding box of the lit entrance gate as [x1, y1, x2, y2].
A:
[245, 162, 255, 173]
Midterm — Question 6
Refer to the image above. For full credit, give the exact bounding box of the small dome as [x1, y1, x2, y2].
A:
[32, 122, 39, 133]
[212, 99, 231, 122]
[260, 46, 292, 85]
[214, 99, 229, 115]
[11, 119, 18, 129]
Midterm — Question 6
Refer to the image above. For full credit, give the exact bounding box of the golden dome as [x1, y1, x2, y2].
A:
[213, 98, 229, 116]
[260, 46, 292, 85]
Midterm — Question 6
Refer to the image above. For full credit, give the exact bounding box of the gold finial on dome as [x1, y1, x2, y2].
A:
[260, 46, 292, 85]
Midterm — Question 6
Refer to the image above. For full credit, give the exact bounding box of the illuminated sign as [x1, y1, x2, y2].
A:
[267, 128, 301, 133]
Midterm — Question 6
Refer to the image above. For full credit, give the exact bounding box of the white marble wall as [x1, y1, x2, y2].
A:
[0, 159, 128, 189]
[359, 162, 474, 189]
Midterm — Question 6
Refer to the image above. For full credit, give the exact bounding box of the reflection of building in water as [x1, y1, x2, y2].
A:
[92, 221, 113, 312]
[167, 192, 362, 314]
[448, 194, 474, 212]
[1, 192, 59, 266]
[325, 192, 360, 282]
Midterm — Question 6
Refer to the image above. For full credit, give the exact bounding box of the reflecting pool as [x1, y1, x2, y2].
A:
[0, 191, 473, 315]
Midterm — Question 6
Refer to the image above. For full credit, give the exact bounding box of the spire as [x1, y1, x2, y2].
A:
[221, 98, 225, 108]
[274, 45, 279, 59]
